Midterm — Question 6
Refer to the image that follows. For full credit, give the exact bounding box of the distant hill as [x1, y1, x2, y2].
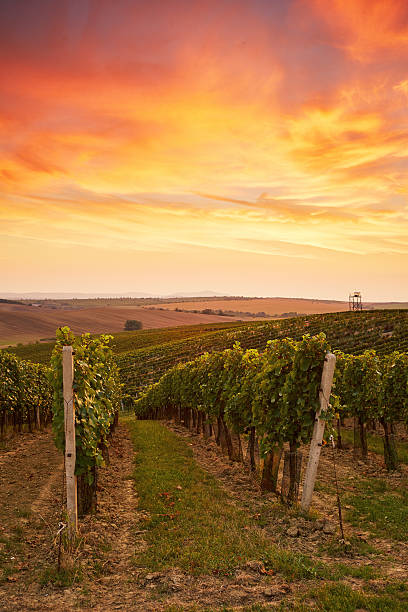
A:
[156, 297, 408, 317]
[0, 289, 226, 300]
[156, 297, 349, 317]
[0, 291, 154, 300]
[0, 302, 249, 347]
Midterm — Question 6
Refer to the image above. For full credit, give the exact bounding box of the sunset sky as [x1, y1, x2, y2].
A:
[1, 0, 408, 299]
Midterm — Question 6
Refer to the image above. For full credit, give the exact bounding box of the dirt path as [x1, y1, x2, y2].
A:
[0, 425, 146, 611]
[0, 430, 63, 541]
[0, 430, 63, 609]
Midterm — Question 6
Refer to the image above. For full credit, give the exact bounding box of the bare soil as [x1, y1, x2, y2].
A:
[0, 303, 244, 347]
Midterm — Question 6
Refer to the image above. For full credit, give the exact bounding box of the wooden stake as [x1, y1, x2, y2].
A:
[301, 352, 336, 513]
[63, 346, 77, 539]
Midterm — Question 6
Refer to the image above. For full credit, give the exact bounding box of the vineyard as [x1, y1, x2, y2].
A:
[135, 334, 334, 504]
[134, 333, 408, 489]
[1, 311, 408, 610]
[116, 309, 408, 402]
[6, 320, 244, 364]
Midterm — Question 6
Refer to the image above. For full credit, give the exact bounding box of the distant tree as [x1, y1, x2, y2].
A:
[124, 320, 143, 331]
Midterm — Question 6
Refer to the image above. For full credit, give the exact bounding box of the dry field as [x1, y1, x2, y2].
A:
[157, 297, 349, 316]
[0, 303, 244, 347]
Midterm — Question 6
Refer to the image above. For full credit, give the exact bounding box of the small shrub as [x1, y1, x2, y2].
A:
[124, 320, 143, 331]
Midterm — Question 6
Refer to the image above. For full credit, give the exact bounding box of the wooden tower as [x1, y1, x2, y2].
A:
[349, 291, 363, 311]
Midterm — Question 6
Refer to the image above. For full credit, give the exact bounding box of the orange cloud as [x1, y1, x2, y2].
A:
[310, 0, 408, 62]
[0, 0, 407, 298]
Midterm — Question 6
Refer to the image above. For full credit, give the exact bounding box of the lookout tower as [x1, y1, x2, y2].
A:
[349, 291, 363, 311]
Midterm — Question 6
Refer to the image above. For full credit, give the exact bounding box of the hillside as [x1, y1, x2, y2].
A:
[2, 310, 408, 611]
[6, 321, 243, 364]
[3, 295, 406, 347]
[153, 297, 408, 316]
[6, 309, 408, 382]
[0, 302, 247, 347]
[116, 309, 408, 401]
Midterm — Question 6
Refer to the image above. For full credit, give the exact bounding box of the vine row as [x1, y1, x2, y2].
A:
[135, 334, 333, 502]
[135, 334, 408, 502]
[49, 327, 122, 515]
[0, 351, 52, 436]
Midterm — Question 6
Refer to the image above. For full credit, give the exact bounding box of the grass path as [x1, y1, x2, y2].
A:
[129, 420, 327, 579]
[128, 419, 408, 611]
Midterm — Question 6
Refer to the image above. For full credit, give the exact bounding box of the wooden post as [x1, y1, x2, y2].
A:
[301, 353, 336, 512]
[63, 346, 78, 539]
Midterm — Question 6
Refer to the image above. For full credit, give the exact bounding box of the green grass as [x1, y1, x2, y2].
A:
[314, 480, 335, 495]
[332, 562, 377, 580]
[288, 582, 408, 611]
[320, 534, 380, 558]
[163, 606, 272, 612]
[0, 537, 14, 583]
[161, 581, 408, 611]
[164, 583, 408, 611]
[340, 428, 408, 465]
[128, 420, 329, 579]
[345, 478, 408, 541]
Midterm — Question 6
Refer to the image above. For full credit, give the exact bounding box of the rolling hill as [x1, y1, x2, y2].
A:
[0, 302, 246, 347]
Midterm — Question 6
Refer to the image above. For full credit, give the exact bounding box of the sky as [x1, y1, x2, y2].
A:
[1, 0, 408, 300]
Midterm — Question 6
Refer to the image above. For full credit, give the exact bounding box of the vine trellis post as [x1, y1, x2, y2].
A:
[301, 352, 336, 512]
[63, 345, 78, 540]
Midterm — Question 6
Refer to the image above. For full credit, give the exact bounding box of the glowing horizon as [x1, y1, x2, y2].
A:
[1, 0, 408, 301]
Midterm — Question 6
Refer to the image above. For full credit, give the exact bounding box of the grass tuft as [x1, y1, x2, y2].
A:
[39, 565, 82, 588]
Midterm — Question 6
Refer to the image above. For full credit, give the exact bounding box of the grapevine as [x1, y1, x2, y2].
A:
[49, 327, 122, 515]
